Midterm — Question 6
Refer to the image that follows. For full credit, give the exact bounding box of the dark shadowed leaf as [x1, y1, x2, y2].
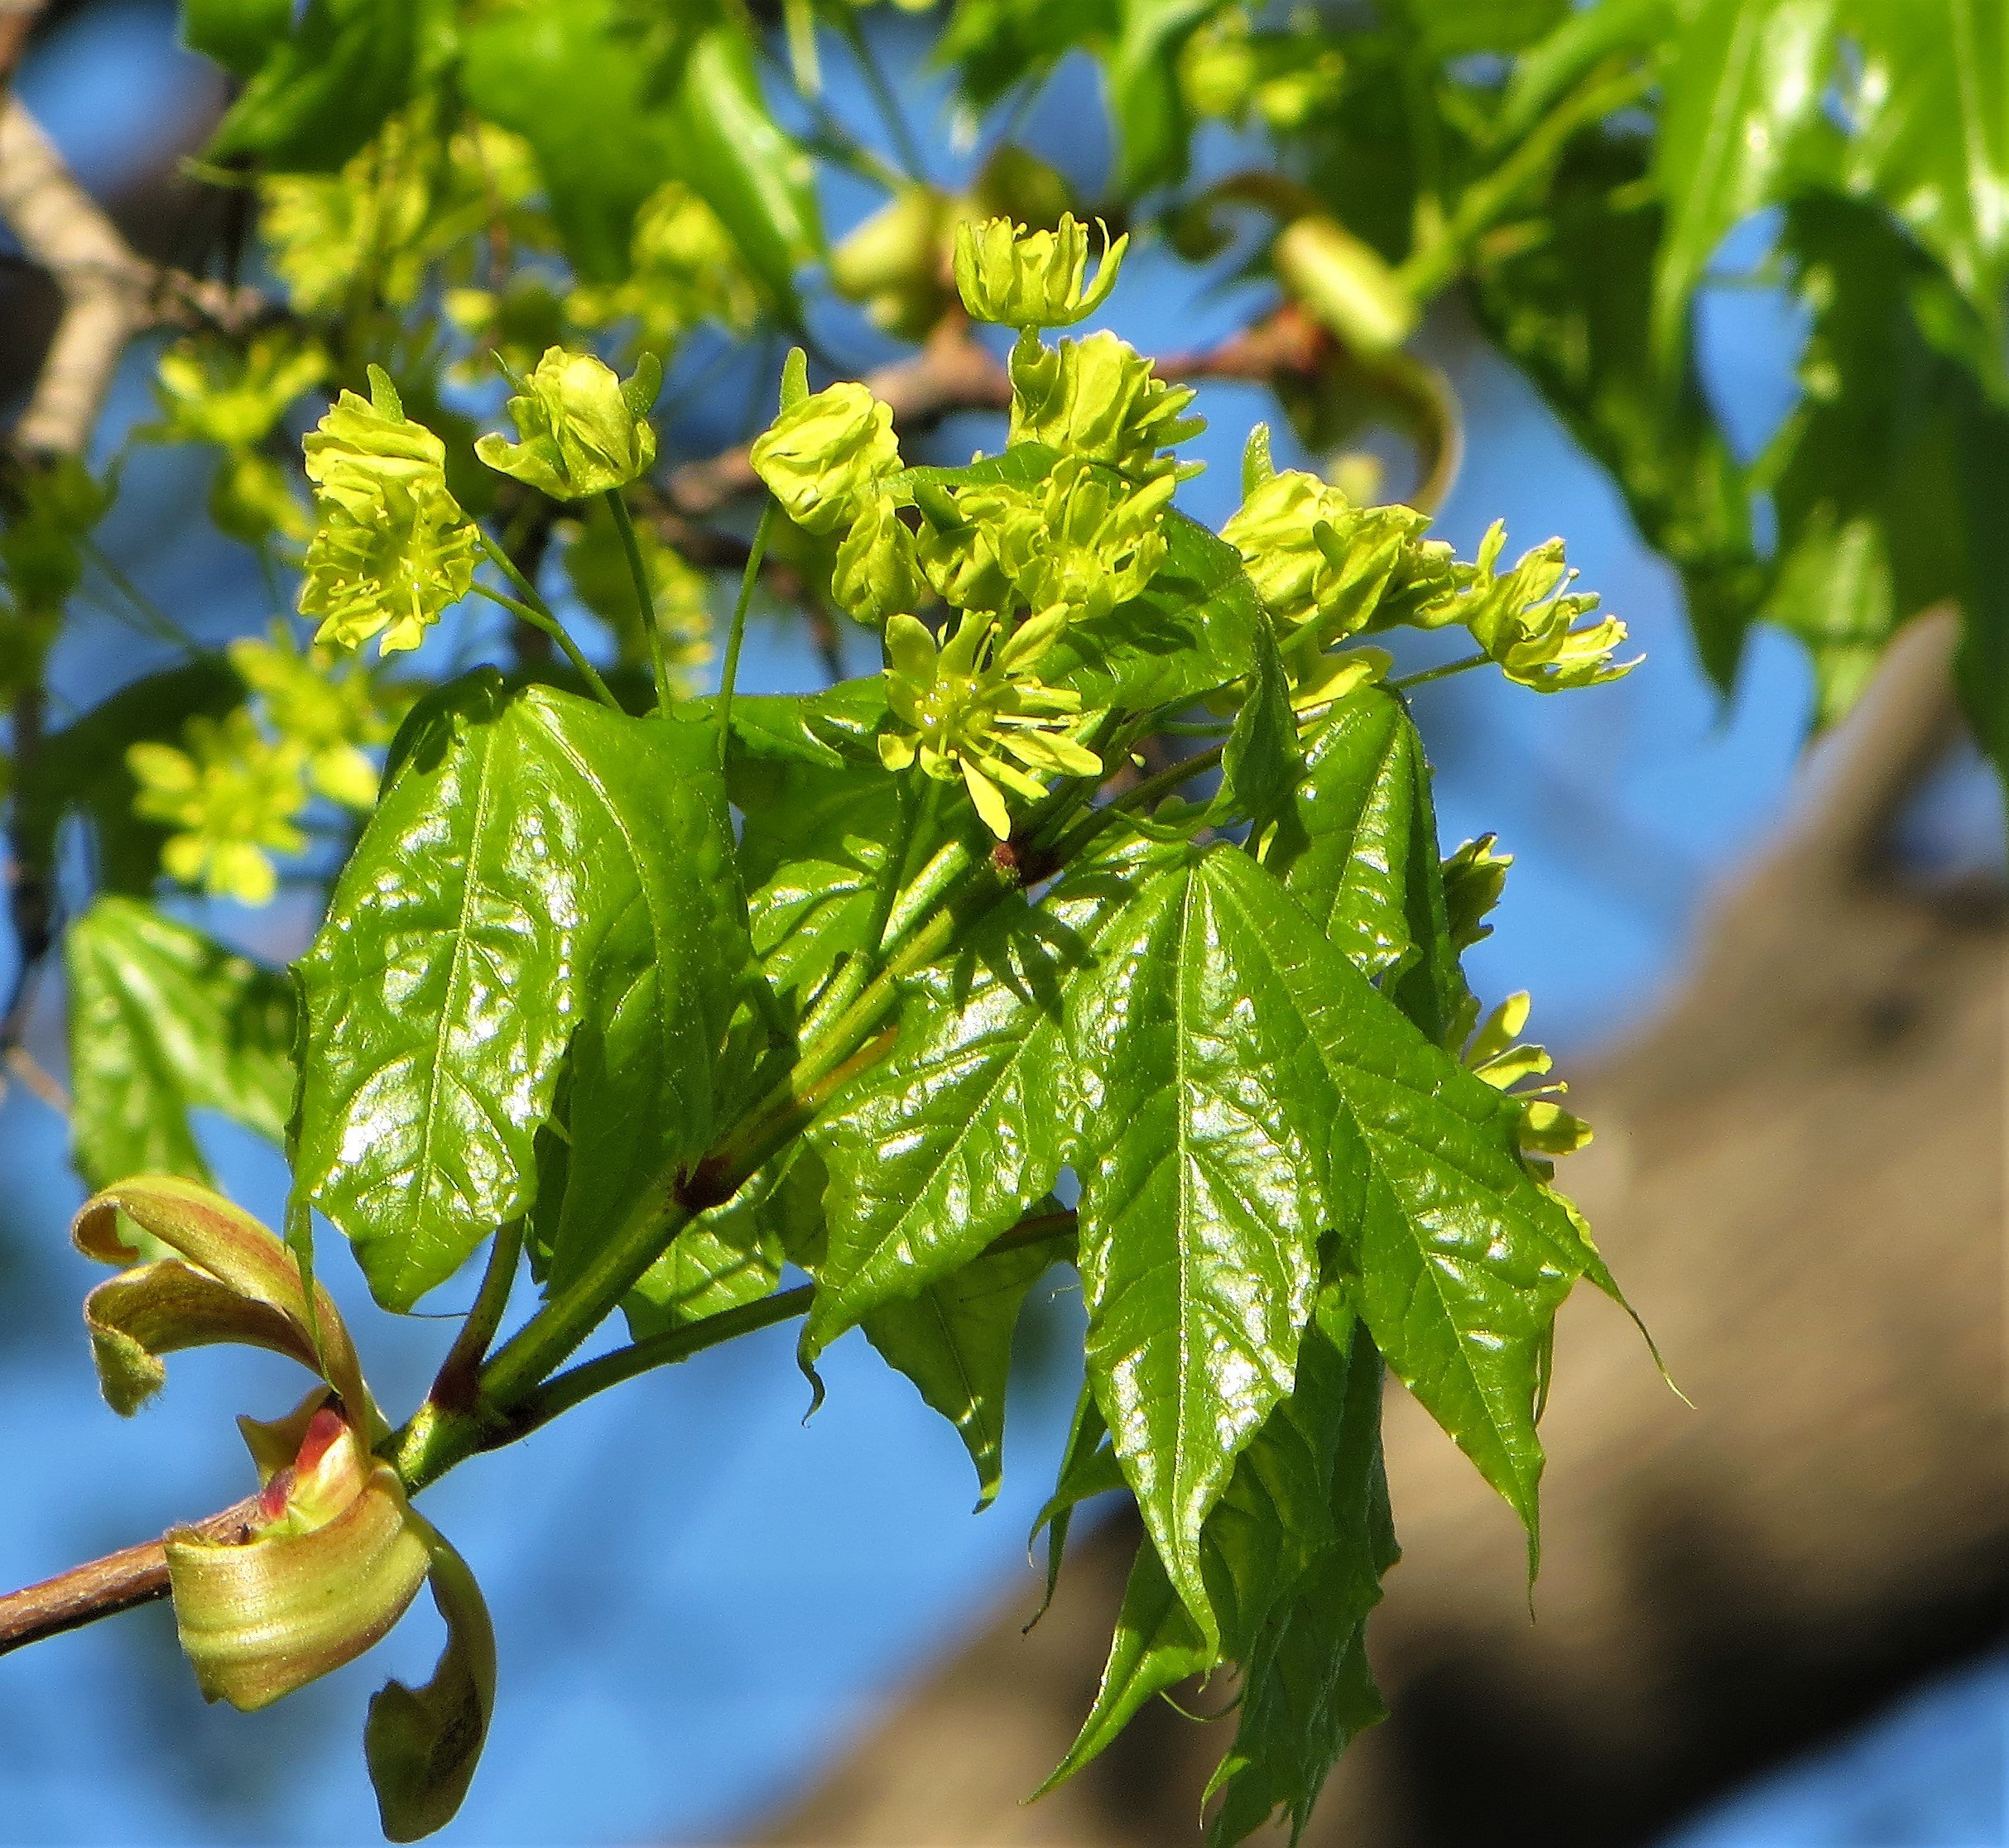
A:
[65, 896, 294, 1188]
[206, 0, 426, 172]
[863, 1229, 1069, 1508]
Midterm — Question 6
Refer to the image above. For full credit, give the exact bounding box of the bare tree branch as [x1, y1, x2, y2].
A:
[0, 0, 46, 91]
[0, 96, 265, 460]
[0, 1494, 263, 1659]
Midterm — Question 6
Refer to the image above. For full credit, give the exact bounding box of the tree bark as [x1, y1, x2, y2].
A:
[751, 609, 2007, 1847]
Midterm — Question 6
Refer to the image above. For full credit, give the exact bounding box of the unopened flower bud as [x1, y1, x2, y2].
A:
[954, 211, 1127, 330]
[476, 347, 661, 500]
[751, 381, 902, 535]
[832, 494, 925, 625]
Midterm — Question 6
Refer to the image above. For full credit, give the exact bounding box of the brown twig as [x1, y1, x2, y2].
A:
[0, 1493, 262, 1660]
[0, 0, 46, 91]
[0, 97, 267, 459]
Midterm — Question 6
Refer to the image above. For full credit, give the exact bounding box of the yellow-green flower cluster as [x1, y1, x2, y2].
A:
[299, 367, 478, 655]
[476, 348, 661, 501]
[879, 607, 1101, 838]
[832, 185, 958, 341]
[750, 376, 924, 627]
[1222, 453, 1452, 641]
[954, 211, 1127, 331]
[260, 108, 535, 314]
[1446, 522, 1638, 693]
[1007, 330, 1206, 482]
[1179, 9, 1347, 131]
[1462, 991, 1593, 1164]
[750, 380, 903, 535]
[228, 626, 396, 812]
[146, 333, 327, 546]
[128, 709, 309, 907]
[928, 457, 1173, 624]
[148, 334, 328, 450]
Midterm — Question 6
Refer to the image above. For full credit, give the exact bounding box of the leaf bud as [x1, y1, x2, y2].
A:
[1441, 833, 1512, 952]
[71, 1174, 378, 1428]
[954, 211, 1128, 330]
[1271, 214, 1418, 358]
[166, 1405, 431, 1712]
[833, 185, 956, 340]
[832, 493, 925, 626]
[475, 346, 661, 500]
[751, 380, 903, 535]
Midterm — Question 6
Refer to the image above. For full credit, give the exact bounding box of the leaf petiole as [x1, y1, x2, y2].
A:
[473, 535, 622, 712]
[715, 497, 777, 769]
[605, 491, 671, 719]
[508, 1208, 1077, 1434]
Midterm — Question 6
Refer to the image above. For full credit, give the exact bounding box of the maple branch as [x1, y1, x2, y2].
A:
[0, 1494, 262, 1660]
[0, 0, 45, 89]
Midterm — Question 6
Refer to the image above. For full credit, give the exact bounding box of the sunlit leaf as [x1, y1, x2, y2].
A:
[292, 674, 748, 1310]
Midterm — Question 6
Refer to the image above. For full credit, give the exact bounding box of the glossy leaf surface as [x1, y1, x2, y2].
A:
[292, 674, 747, 1309]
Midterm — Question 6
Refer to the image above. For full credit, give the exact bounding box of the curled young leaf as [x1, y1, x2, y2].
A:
[166, 1408, 430, 1712]
[72, 1175, 376, 1430]
[365, 1517, 498, 1842]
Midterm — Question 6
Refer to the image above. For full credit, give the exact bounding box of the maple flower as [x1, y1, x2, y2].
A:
[228, 625, 395, 810]
[954, 210, 1128, 330]
[147, 332, 328, 451]
[987, 456, 1175, 622]
[750, 380, 903, 534]
[878, 607, 1103, 838]
[298, 367, 478, 655]
[127, 708, 308, 906]
[1463, 991, 1593, 1163]
[475, 347, 661, 500]
[1450, 522, 1639, 693]
[1222, 460, 1450, 638]
[1007, 330, 1205, 482]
